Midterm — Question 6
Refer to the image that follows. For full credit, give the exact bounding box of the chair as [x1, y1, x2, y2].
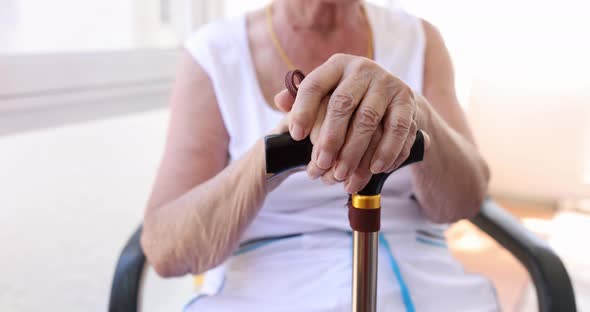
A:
[108, 198, 577, 312]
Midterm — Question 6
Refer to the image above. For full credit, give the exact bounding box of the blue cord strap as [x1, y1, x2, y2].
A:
[378, 233, 416, 312]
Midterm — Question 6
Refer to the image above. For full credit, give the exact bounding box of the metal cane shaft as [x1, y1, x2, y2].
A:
[265, 70, 426, 312]
[352, 231, 379, 312]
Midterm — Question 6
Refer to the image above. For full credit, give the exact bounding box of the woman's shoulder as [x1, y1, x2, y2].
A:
[183, 15, 248, 78]
[367, 3, 423, 34]
[184, 16, 244, 57]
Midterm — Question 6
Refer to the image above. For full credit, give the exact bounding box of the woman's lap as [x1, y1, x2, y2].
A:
[184, 230, 499, 312]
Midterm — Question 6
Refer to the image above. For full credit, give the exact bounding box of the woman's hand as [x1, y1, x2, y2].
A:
[275, 54, 428, 193]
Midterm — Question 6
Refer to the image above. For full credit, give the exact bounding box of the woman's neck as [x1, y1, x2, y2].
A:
[274, 0, 364, 35]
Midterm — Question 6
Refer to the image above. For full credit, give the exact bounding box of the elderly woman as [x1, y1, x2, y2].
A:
[141, 0, 497, 311]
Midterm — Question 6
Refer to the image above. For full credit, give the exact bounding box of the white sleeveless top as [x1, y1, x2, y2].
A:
[185, 4, 445, 243]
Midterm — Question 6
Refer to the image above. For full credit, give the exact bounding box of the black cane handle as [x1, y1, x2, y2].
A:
[264, 130, 425, 194]
[264, 134, 313, 176]
[357, 130, 425, 195]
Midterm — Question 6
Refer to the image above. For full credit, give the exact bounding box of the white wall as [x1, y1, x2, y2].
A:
[0, 50, 178, 135]
[0, 0, 182, 53]
[403, 0, 590, 203]
[0, 109, 169, 311]
[468, 81, 590, 202]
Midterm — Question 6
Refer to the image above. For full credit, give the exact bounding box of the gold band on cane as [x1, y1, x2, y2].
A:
[351, 194, 381, 209]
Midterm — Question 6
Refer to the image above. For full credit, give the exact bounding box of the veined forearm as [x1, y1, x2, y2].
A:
[142, 140, 268, 277]
[412, 97, 490, 223]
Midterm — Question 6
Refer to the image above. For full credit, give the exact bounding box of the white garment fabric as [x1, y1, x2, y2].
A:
[183, 3, 499, 311]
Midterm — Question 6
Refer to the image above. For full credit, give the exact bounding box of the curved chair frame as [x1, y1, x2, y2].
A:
[108, 199, 577, 312]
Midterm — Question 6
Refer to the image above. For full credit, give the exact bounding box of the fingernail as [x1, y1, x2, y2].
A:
[371, 159, 385, 174]
[308, 172, 321, 180]
[322, 175, 337, 185]
[290, 124, 304, 140]
[345, 178, 360, 194]
[345, 182, 355, 194]
[317, 151, 334, 169]
[307, 166, 322, 180]
[334, 164, 350, 181]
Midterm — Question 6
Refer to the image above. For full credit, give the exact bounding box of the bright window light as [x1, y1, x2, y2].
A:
[223, 0, 398, 17]
[585, 122, 590, 185]
[0, 0, 180, 53]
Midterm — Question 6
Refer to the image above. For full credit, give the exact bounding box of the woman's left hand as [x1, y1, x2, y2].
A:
[274, 53, 429, 193]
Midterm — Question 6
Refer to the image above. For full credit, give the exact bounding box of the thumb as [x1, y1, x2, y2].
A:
[274, 89, 295, 113]
[420, 130, 431, 152]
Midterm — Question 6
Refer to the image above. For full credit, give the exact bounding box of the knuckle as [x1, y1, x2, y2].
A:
[329, 53, 348, 63]
[378, 74, 404, 103]
[329, 91, 356, 116]
[380, 73, 398, 88]
[393, 86, 415, 106]
[390, 116, 412, 138]
[352, 57, 374, 71]
[320, 131, 341, 150]
[351, 67, 373, 84]
[355, 106, 381, 131]
[406, 124, 417, 140]
[374, 87, 394, 107]
[300, 78, 325, 96]
[406, 87, 416, 101]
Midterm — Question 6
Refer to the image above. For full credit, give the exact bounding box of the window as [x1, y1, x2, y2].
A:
[0, 0, 184, 54]
[0, 0, 214, 134]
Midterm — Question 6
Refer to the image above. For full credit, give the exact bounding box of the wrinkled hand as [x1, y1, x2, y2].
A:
[274, 54, 429, 193]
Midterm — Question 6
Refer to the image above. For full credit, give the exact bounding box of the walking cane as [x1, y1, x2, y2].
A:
[265, 70, 425, 312]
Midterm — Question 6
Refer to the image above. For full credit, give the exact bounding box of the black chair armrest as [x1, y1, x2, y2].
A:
[109, 201, 577, 312]
[470, 198, 577, 312]
[109, 225, 145, 312]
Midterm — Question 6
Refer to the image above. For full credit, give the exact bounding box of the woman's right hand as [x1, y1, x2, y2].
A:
[270, 96, 386, 193]
[272, 56, 431, 194]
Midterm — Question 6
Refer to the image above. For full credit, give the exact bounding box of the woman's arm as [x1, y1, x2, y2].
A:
[410, 20, 490, 222]
[140, 51, 269, 277]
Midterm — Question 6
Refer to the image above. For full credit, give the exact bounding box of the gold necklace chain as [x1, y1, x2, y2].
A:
[266, 3, 374, 71]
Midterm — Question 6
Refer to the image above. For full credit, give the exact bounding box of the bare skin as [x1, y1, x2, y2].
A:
[249, 0, 371, 107]
[141, 0, 490, 277]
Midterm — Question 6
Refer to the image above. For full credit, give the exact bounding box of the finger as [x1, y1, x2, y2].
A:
[274, 89, 295, 113]
[306, 149, 325, 180]
[344, 126, 383, 194]
[290, 54, 349, 141]
[370, 86, 416, 174]
[422, 130, 432, 151]
[306, 99, 329, 180]
[309, 96, 329, 145]
[333, 78, 390, 180]
[320, 166, 341, 185]
[314, 66, 373, 172]
[385, 120, 417, 173]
